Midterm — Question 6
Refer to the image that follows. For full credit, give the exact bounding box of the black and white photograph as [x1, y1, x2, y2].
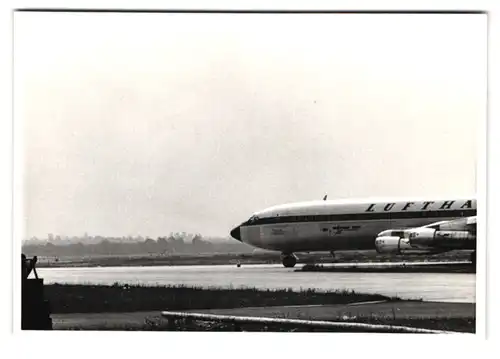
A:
[13, 7, 486, 337]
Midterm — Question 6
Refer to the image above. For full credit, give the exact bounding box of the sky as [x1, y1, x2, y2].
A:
[15, 12, 486, 239]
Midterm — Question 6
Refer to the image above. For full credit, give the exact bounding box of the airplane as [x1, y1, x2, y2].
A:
[229, 197, 477, 268]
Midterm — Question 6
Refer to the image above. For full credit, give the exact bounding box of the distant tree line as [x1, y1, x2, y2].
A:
[21, 234, 254, 257]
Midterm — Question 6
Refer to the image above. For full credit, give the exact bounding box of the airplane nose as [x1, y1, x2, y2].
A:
[230, 225, 241, 241]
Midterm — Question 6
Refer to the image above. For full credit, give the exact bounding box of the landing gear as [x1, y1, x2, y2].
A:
[281, 253, 297, 268]
[470, 251, 476, 267]
[330, 251, 336, 262]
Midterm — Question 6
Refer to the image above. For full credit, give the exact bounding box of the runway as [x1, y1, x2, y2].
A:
[37, 263, 475, 303]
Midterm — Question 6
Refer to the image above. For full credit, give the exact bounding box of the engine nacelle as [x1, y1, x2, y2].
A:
[409, 228, 476, 250]
[407, 228, 437, 249]
[374, 236, 416, 254]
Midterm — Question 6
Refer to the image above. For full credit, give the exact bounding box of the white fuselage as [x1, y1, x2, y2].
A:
[231, 197, 476, 253]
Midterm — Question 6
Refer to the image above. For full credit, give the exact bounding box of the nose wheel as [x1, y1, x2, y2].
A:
[281, 253, 297, 268]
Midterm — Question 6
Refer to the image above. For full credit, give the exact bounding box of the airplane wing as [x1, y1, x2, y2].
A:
[420, 216, 476, 231]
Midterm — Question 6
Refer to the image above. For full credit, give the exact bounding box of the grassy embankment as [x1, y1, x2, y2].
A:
[46, 283, 398, 314]
[45, 284, 475, 332]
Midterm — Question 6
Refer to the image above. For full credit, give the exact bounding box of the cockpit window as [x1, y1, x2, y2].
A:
[248, 215, 259, 224]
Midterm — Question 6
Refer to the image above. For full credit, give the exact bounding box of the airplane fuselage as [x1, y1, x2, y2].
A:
[231, 198, 476, 254]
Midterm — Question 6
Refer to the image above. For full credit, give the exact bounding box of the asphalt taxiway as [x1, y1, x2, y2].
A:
[38, 262, 476, 303]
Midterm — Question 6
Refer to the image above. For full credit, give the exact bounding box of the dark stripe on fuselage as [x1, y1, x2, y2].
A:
[241, 209, 476, 227]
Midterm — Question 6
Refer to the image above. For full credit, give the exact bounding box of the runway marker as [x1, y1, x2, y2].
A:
[161, 310, 464, 333]
[347, 300, 388, 306]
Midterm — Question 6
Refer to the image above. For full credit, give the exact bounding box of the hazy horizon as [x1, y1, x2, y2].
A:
[15, 12, 486, 239]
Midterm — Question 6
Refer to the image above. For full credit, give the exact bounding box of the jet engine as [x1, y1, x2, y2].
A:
[408, 228, 476, 250]
[374, 229, 433, 254]
[374, 235, 415, 254]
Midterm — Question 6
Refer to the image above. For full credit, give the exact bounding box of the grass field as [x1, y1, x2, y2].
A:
[45, 283, 400, 314]
[43, 284, 475, 333]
